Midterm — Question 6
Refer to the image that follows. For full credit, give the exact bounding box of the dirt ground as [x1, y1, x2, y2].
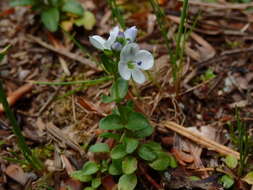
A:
[0, 0, 253, 189]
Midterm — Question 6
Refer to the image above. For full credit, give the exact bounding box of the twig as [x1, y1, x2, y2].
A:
[0, 83, 33, 113]
[139, 164, 162, 190]
[46, 122, 85, 156]
[187, 0, 253, 10]
[27, 35, 100, 71]
[162, 121, 240, 159]
[37, 86, 62, 116]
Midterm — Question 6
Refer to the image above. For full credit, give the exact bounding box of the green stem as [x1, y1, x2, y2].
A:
[107, 0, 126, 29]
[31, 76, 113, 86]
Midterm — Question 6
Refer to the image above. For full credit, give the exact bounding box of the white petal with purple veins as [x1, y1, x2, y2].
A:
[120, 43, 139, 63]
[132, 69, 146, 84]
[89, 35, 106, 50]
[124, 26, 137, 42]
[118, 61, 131, 80]
[104, 26, 119, 49]
[134, 50, 154, 70]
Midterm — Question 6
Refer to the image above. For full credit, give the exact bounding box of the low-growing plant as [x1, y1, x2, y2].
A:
[10, 0, 96, 32]
[70, 26, 177, 190]
[218, 109, 253, 189]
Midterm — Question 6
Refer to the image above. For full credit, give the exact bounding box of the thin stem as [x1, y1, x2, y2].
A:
[31, 76, 113, 86]
[0, 80, 43, 170]
[107, 0, 126, 29]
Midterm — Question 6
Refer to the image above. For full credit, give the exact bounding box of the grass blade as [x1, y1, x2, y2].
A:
[0, 80, 43, 170]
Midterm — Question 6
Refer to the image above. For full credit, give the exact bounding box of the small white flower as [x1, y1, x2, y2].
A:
[124, 26, 137, 42]
[89, 26, 119, 50]
[118, 43, 154, 84]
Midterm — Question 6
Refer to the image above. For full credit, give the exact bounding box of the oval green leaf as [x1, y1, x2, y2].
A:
[122, 156, 137, 174]
[126, 112, 150, 131]
[224, 155, 238, 169]
[118, 174, 137, 190]
[41, 8, 59, 32]
[242, 171, 253, 185]
[89, 143, 110, 153]
[138, 144, 157, 161]
[219, 175, 234, 189]
[109, 159, 122, 175]
[149, 154, 170, 171]
[82, 161, 99, 175]
[99, 114, 124, 130]
[124, 137, 139, 154]
[111, 144, 127, 159]
[62, 0, 84, 16]
[70, 171, 92, 182]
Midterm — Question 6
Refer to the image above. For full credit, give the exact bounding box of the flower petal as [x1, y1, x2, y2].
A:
[134, 50, 154, 70]
[124, 26, 137, 42]
[120, 43, 139, 63]
[132, 69, 146, 84]
[89, 35, 105, 50]
[104, 26, 119, 49]
[111, 42, 123, 51]
[118, 61, 131, 80]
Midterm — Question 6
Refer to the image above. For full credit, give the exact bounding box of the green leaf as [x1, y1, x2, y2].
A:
[169, 155, 177, 168]
[100, 160, 109, 173]
[109, 159, 122, 175]
[122, 156, 137, 174]
[189, 176, 201, 181]
[219, 175, 234, 189]
[41, 8, 60, 32]
[91, 177, 101, 189]
[62, 0, 84, 16]
[133, 124, 154, 138]
[100, 132, 121, 141]
[0, 45, 11, 62]
[149, 153, 171, 171]
[49, 0, 60, 7]
[82, 161, 99, 175]
[89, 143, 110, 153]
[242, 171, 253, 185]
[117, 105, 132, 123]
[144, 141, 162, 151]
[126, 112, 150, 131]
[111, 144, 127, 159]
[111, 78, 128, 102]
[99, 114, 124, 130]
[224, 155, 238, 169]
[124, 137, 139, 154]
[75, 11, 96, 30]
[70, 171, 92, 182]
[138, 144, 156, 161]
[118, 174, 137, 190]
[84, 187, 95, 190]
[10, 0, 34, 6]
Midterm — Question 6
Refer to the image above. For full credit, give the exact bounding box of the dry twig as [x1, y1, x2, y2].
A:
[27, 35, 100, 71]
[162, 121, 240, 159]
[0, 83, 33, 113]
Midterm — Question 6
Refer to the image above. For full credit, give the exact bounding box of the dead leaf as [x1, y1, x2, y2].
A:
[102, 175, 117, 190]
[5, 164, 28, 185]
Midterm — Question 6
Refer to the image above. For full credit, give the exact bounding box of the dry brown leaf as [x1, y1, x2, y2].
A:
[5, 164, 28, 185]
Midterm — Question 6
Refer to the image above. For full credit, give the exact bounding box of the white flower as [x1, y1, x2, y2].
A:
[118, 43, 154, 84]
[124, 26, 137, 42]
[111, 26, 138, 51]
[89, 26, 119, 50]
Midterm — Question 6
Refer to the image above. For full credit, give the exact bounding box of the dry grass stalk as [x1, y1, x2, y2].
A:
[163, 121, 240, 159]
